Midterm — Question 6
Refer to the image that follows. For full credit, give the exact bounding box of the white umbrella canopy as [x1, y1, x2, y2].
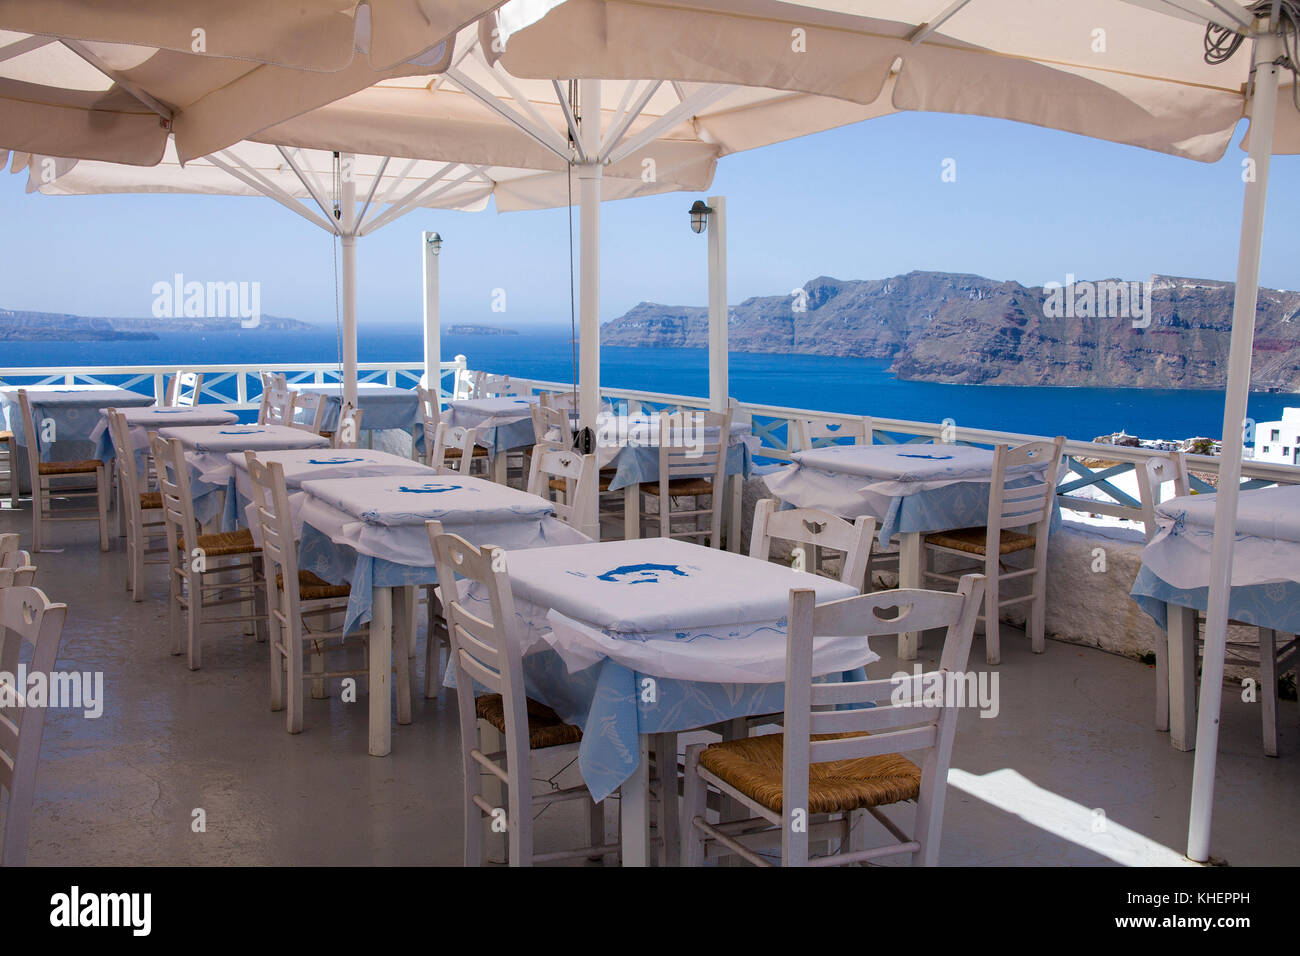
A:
[495, 0, 1300, 161]
[0, 0, 506, 165]
[495, 0, 1300, 865]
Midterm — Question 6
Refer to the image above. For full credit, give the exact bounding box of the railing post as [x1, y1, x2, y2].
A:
[154, 372, 166, 404]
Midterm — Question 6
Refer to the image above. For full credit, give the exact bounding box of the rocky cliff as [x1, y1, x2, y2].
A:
[600, 272, 1300, 391]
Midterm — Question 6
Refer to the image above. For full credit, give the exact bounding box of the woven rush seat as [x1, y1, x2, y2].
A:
[37, 458, 101, 476]
[698, 732, 921, 815]
[0, 430, 12, 441]
[178, 527, 258, 556]
[475, 694, 583, 749]
[139, 491, 163, 510]
[551, 473, 613, 493]
[277, 569, 350, 600]
[444, 445, 489, 459]
[925, 526, 1036, 556]
[640, 476, 714, 496]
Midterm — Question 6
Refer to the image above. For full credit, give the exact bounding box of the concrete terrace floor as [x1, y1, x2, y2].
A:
[3, 502, 1297, 867]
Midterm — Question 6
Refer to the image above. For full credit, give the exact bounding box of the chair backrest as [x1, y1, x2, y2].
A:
[988, 436, 1065, 534]
[15, 391, 44, 489]
[430, 422, 481, 475]
[245, 453, 302, 623]
[166, 370, 203, 408]
[257, 372, 288, 423]
[149, 433, 198, 561]
[530, 403, 571, 447]
[291, 391, 327, 434]
[1136, 451, 1191, 543]
[427, 524, 530, 776]
[539, 390, 578, 413]
[333, 403, 364, 449]
[780, 573, 985, 866]
[475, 373, 520, 398]
[0, 585, 67, 866]
[416, 386, 442, 463]
[655, 407, 731, 488]
[0, 534, 18, 565]
[263, 387, 295, 427]
[749, 498, 876, 592]
[796, 416, 872, 450]
[105, 409, 144, 524]
[0, 536, 35, 586]
[526, 442, 598, 540]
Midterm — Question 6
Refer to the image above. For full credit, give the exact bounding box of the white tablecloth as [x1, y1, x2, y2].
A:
[492, 537, 874, 683]
[159, 423, 329, 485]
[1142, 485, 1300, 589]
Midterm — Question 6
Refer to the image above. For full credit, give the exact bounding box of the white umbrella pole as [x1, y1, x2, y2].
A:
[707, 195, 728, 413]
[577, 79, 602, 432]
[422, 230, 441, 394]
[340, 153, 359, 408]
[1187, 28, 1282, 863]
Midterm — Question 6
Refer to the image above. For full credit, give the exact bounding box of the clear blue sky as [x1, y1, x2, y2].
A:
[2, 110, 1297, 329]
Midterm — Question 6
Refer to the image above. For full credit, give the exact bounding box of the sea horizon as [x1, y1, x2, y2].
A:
[1, 327, 1293, 444]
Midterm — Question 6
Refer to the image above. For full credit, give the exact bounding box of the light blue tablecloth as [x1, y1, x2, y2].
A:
[1130, 564, 1300, 634]
[603, 441, 754, 491]
[1, 386, 153, 461]
[295, 384, 420, 432]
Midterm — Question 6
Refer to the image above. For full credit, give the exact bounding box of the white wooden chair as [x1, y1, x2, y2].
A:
[291, 391, 326, 434]
[257, 371, 288, 423]
[530, 403, 570, 445]
[0, 427, 18, 510]
[247, 453, 409, 733]
[638, 408, 732, 547]
[17, 389, 110, 553]
[165, 370, 203, 408]
[526, 442, 599, 541]
[0, 585, 67, 866]
[1136, 450, 1296, 753]
[750, 499, 876, 592]
[795, 416, 872, 450]
[151, 434, 265, 670]
[427, 523, 616, 866]
[330, 403, 364, 449]
[429, 422, 487, 476]
[106, 410, 167, 601]
[261, 387, 295, 427]
[923, 436, 1065, 665]
[415, 385, 442, 461]
[682, 574, 985, 867]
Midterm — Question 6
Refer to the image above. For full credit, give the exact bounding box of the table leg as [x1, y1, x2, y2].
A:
[406, 587, 419, 658]
[393, 586, 412, 727]
[370, 586, 393, 757]
[491, 451, 508, 485]
[898, 532, 923, 660]
[623, 485, 639, 541]
[620, 735, 651, 867]
[727, 474, 742, 553]
[1168, 602, 1197, 752]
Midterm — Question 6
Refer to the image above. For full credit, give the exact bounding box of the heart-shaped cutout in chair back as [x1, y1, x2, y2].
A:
[802, 519, 826, 535]
[871, 603, 913, 623]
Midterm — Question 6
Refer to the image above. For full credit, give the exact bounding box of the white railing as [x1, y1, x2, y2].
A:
[508, 374, 1300, 525]
[0, 356, 469, 410]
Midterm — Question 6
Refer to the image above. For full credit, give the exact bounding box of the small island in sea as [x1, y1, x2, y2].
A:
[444, 324, 519, 336]
[0, 308, 314, 341]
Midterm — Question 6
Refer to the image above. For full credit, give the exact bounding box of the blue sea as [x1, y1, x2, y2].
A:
[1, 327, 1293, 442]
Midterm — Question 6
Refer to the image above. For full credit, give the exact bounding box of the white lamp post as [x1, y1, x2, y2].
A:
[691, 196, 728, 413]
[422, 230, 442, 394]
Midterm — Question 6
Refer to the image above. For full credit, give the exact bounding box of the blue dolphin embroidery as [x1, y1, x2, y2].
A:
[398, 483, 463, 493]
[897, 453, 953, 460]
[219, 429, 264, 434]
[596, 563, 690, 584]
[308, 457, 365, 465]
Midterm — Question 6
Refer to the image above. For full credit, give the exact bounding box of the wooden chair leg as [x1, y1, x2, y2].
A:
[31, 479, 43, 553]
[464, 724, 485, 868]
[654, 733, 681, 867]
[286, 627, 304, 734]
[97, 465, 109, 552]
[424, 588, 443, 699]
[1260, 627, 1279, 757]
[186, 569, 204, 671]
[983, 555, 1001, 666]
[269, 619, 285, 713]
[681, 744, 708, 867]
